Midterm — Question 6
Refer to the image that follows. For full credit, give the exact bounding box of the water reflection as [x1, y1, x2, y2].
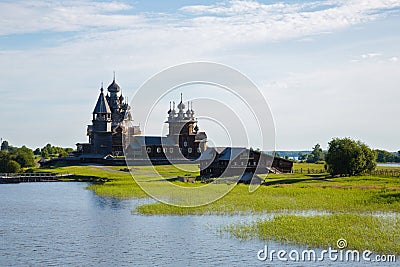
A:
[90, 192, 135, 210]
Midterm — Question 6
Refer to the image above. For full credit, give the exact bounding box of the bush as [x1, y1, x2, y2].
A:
[325, 137, 376, 176]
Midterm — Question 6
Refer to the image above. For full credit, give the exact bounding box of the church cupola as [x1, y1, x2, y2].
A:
[177, 93, 185, 118]
[168, 101, 174, 118]
[91, 86, 113, 155]
[106, 72, 122, 112]
[186, 101, 191, 118]
[93, 87, 111, 121]
[170, 101, 176, 117]
[107, 72, 121, 93]
[190, 102, 195, 119]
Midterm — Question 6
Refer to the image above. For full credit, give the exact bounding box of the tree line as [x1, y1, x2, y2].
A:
[0, 142, 35, 173]
[0, 141, 73, 173]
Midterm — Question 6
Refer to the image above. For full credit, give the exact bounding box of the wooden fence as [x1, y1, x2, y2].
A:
[0, 173, 74, 183]
[292, 168, 400, 177]
[292, 168, 327, 174]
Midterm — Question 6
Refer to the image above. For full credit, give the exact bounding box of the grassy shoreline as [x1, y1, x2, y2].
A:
[37, 163, 400, 254]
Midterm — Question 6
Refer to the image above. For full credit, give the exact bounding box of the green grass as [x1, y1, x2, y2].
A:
[292, 162, 326, 171]
[136, 183, 400, 215]
[37, 163, 400, 254]
[37, 164, 201, 198]
[37, 165, 147, 198]
[225, 214, 400, 254]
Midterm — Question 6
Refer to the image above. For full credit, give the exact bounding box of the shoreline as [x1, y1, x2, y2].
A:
[31, 163, 400, 254]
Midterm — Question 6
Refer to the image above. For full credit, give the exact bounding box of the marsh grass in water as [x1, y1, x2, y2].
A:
[225, 213, 400, 254]
[37, 163, 400, 254]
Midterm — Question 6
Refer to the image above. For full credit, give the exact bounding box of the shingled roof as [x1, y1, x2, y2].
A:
[93, 88, 111, 114]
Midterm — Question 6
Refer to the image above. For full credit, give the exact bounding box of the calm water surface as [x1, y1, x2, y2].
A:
[0, 183, 390, 266]
[377, 163, 400, 167]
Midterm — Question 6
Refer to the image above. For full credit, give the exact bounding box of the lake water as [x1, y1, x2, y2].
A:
[0, 183, 394, 266]
[377, 163, 400, 167]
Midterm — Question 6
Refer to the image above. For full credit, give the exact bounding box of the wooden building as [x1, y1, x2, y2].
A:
[199, 147, 293, 178]
[76, 77, 141, 157]
[75, 77, 207, 162]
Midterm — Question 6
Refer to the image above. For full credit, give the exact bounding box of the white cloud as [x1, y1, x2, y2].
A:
[1, 0, 400, 45]
[175, 0, 400, 47]
[0, 0, 400, 149]
[0, 0, 140, 35]
[361, 53, 382, 59]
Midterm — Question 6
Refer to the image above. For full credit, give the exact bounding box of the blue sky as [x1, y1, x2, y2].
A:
[0, 0, 399, 151]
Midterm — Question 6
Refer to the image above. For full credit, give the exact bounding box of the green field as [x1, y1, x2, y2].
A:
[38, 163, 400, 254]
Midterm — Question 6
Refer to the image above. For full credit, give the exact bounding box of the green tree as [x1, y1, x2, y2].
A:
[306, 143, 324, 163]
[41, 144, 52, 159]
[0, 151, 20, 173]
[64, 148, 73, 153]
[12, 146, 35, 168]
[1, 140, 9, 151]
[33, 148, 41, 155]
[13, 152, 35, 168]
[325, 137, 376, 176]
[0, 151, 10, 172]
[5, 160, 21, 173]
[298, 152, 307, 161]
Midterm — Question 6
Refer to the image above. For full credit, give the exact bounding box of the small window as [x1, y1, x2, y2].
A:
[241, 161, 244, 166]
[183, 141, 188, 147]
[146, 147, 151, 153]
[169, 148, 174, 153]
[188, 148, 192, 153]
[233, 162, 237, 166]
[157, 147, 162, 153]
[163, 148, 167, 153]
[197, 147, 201, 153]
[254, 161, 257, 166]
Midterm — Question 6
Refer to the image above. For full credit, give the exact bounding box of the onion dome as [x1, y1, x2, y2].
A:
[107, 79, 120, 93]
[190, 101, 195, 116]
[177, 101, 185, 110]
[177, 93, 185, 110]
[172, 102, 176, 113]
[167, 102, 172, 114]
[108, 72, 120, 93]
[186, 101, 191, 117]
